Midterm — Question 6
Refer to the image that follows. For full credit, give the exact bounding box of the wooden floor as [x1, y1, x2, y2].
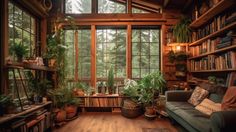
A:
[54, 112, 178, 132]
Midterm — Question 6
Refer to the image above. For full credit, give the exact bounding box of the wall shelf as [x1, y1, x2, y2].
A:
[190, 0, 235, 28]
[189, 22, 236, 47]
[190, 69, 236, 73]
[4, 62, 56, 72]
[188, 45, 236, 60]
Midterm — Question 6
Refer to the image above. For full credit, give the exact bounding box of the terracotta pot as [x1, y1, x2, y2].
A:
[48, 59, 56, 67]
[55, 109, 66, 122]
[145, 106, 156, 115]
[65, 105, 77, 119]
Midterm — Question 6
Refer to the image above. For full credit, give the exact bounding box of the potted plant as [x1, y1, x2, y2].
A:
[173, 16, 191, 43]
[107, 67, 114, 94]
[121, 79, 142, 118]
[138, 71, 166, 118]
[9, 42, 29, 62]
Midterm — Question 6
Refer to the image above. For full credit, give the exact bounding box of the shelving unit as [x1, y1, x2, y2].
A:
[190, 0, 235, 28]
[5, 62, 56, 72]
[188, 0, 236, 86]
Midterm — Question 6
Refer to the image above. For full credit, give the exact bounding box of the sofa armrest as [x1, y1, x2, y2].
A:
[211, 111, 236, 132]
[165, 90, 192, 102]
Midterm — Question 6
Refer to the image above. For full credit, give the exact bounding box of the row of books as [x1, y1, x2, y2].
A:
[80, 97, 123, 107]
[192, 10, 236, 41]
[0, 108, 51, 132]
[190, 33, 236, 57]
[189, 51, 236, 71]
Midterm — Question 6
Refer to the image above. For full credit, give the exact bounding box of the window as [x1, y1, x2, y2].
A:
[96, 28, 126, 78]
[132, 7, 150, 13]
[65, 29, 91, 80]
[98, 0, 126, 13]
[65, 0, 92, 14]
[132, 28, 160, 78]
[8, 1, 36, 58]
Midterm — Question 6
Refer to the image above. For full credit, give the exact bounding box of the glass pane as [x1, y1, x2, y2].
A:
[140, 56, 149, 69]
[150, 56, 159, 68]
[65, 0, 92, 14]
[132, 56, 140, 68]
[132, 7, 149, 13]
[14, 6, 22, 28]
[132, 30, 140, 42]
[150, 30, 159, 42]
[132, 69, 140, 78]
[141, 43, 149, 55]
[132, 43, 140, 55]
[150, 43, 159, 55]
[98, 0, 126, 13]
[141, 69, 149, 78]
[31, 18, 35, 34]
[22, 12, 30, 32]
[141, 30, 150, 42]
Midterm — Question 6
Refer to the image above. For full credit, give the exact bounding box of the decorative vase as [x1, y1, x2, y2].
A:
[145, 106, 156, 115]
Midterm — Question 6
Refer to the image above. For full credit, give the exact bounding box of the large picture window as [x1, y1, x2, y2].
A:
[65, 0, 92, 14]
[65, 29, 91, 80]
[8, 1, 36, 58]
[132, 28, 160, 78]
[96, 28, 126, 78]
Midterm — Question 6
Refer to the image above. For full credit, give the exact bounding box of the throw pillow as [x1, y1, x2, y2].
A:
[188, 86, 209, 106]
[195, 98, 221, 116]
[222, 86, 236, 110]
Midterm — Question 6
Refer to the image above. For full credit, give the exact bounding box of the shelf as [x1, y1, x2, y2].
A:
[0, 101, 52, 124]
[188, 44, 236, 60]
[189, 22, 236, 47]
[77, 95, 126, 98]
[190, 0, 235, 28]
[190, 69, 236, 73]
[5, 62, 56, 72]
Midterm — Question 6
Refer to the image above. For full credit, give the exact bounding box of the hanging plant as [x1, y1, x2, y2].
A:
[173, 16, 192, 43]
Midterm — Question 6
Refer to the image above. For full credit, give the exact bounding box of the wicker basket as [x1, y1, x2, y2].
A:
[121, 99, 143, 118]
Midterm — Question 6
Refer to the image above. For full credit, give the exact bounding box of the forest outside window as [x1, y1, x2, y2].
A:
[98, 0, 126, 13]
[65, 0, 92, 14]
[96, 28, 126, 79]
[8, 1, 36, 58]
[132, 28, 160, 79]
[64, 29, 91, 80]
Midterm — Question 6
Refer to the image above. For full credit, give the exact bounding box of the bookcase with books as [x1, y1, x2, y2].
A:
[188, 0, 236, 87]
[0, 102, 52, 132]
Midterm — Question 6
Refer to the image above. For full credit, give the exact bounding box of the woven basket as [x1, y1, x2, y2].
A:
[121, 99, 143, 118]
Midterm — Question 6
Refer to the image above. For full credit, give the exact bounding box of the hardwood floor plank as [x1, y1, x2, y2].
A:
[54, 112, 178, 132]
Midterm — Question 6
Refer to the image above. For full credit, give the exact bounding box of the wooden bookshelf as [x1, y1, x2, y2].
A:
[189, 45, 236, 60]
[190, 0, 235, 28]
[5, 62, 56, 72]
[189, 22, 236, 46]
[0, 101, 52, 124]
[190, 69, 236, 73]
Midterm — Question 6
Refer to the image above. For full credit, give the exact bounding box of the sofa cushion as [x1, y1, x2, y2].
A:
[166, 102, 211, 132]
[188, 86, 209, 106]
[195, 98, 221, 116]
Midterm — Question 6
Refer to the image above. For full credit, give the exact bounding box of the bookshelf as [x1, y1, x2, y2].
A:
[188, 0, 236, 86]
[0, 102, 52, 131]
[190, 0, 235, 28]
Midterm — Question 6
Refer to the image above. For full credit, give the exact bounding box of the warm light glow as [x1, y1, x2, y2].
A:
[176, 45, 181, 51]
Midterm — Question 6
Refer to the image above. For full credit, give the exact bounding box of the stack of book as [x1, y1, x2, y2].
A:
[216, 31, 236, 49]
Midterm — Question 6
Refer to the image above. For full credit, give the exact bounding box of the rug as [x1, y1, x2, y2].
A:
[142, 128, 170, 132]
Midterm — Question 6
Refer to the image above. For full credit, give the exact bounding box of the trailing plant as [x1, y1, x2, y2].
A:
[173, 16, 191, 43]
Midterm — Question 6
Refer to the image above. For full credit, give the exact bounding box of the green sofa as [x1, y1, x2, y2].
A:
[165, 90, 236, 132]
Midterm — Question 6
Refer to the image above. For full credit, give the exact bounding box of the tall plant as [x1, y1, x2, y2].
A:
[173, 16, 191, 43]
[107, 66, 114, 94]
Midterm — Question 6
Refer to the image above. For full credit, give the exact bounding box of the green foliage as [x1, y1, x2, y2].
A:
[173, 16, 191, 43]
[9, 42, 29, 60]
[122, 79, 139, 102]
[138, 71, 166, 106]
[107, 66, 114, 91]
[0, 94, 15, 107]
